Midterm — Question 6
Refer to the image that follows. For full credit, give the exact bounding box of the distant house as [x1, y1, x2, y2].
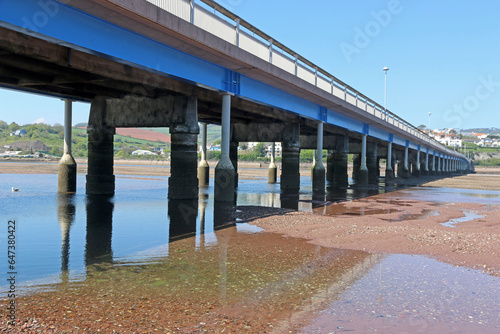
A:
[131, 149, 155, 155]
[474, 133, 488, 139]
[433, 132, 462, 148]
[265, 142, 282, 158]
[10, 129, 27, 137]
[10, 140, 48, 151]
[207, 145, 221, 151]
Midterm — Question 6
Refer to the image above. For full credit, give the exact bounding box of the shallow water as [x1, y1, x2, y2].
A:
[1, 172, 499, 331]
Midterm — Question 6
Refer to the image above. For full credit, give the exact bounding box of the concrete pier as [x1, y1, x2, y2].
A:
[198, 123, 210, 187]
[328, 135, 349, 187]
[268, 142, 277, 184]
[86, 126, 116, 195]
[385, 142, 395, 182]
[169, 96, 200, 200]
[86, 97, 115, 195]
[352, 154, 360, 182]
[366, 142, 378, 184]
[312, 122, 325, 193]
[58, 99, 77, 193]
[397, 146, 410, 179]
[281, 123, 300, 190]
[230, 140, 239, 187]
[169, 132, 199, 199]
[412, 151, 421, 177]
[215, 93, 236, 201]
[423, 152, 430, 175]
[431, 155, 436, 175]
[357, 135, 368, 185]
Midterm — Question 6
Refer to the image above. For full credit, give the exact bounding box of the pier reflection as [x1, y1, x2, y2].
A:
[85, 194, 114, 266]
[57, 193, 75, 280]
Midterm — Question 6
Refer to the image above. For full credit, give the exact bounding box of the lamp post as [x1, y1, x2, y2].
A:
[428, 112, 432, 136]
[383, 67, 389, 119]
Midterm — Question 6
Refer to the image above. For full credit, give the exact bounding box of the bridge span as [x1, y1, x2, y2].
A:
[0, 0, 471, 199]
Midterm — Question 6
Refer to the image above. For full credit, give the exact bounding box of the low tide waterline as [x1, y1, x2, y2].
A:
[1, 173, 499, 332]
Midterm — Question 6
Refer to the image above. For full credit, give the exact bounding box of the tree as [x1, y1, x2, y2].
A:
[253, 142, 267, 157]
[417, 124, 427, 130]
[8, 122, 20, 132]
[50, 146, 62, 156]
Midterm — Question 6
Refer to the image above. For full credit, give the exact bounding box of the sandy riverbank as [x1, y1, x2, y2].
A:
[0, 159, 280, 179]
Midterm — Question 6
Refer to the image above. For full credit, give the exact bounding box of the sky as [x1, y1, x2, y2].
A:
[1, 0, 499, 130]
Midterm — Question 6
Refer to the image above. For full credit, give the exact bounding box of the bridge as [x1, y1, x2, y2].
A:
[0, 0, 471, 200]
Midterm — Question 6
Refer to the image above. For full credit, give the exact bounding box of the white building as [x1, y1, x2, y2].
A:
[433, 132, 462, 148]
[132, 150, 155, 155]
[265, 142, 282, 158]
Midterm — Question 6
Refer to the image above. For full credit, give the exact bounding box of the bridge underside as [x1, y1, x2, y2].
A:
[0, 22, 469, 198]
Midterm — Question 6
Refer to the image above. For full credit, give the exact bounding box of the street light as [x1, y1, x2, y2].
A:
[383, 67, 389, 119]
[428, 112, 432, 136]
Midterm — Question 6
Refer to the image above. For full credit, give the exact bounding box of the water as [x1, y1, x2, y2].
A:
[1, 172, 499, 331]
[441, 211, 484, 228]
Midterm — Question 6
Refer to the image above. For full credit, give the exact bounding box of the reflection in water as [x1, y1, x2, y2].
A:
[168, 199, 199, 242]
[85, 195, 114, 266]
[57, 193, 75, 280]
[281, 189, 300, 210]
[441, 210, 484, 228]
[5, 173, 500, 332]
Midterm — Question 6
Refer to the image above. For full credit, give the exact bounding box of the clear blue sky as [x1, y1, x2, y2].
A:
[1, 0, 499, 130]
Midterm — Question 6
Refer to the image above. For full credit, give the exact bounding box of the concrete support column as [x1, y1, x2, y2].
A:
[413, 151, 421, 177]
[86, 127, 115, 195]
[230, 140, 239, 187]
[168, 96, 200, 200]
[404, 147, 410, 176]
[58, 99, 77, 193]
[215, 93, 236, 201]
[268, 142, 277, 184]
[86, 97, 115, 195]
[432, 155, 436, 175]
[169, 132, 199, 199]
[424, 153, 429, 175]
[326, 150, 334, 185]
[366, 142, 378, 184]
[357, 134, 368, 185]
[385, 142, 394, 182]
[328, 135, 349, 187]
[198, 123, 210, 187]
[281, 123, 300, 190]
[352, 154, 360, 181]
[397, 146, 410, 178]
[312, 122, 325, 193]
[437, 156, 441, 174]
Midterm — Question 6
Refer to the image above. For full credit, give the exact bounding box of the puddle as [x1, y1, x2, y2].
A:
[300, 254, 500, 333]
[318, 203, 394, 216]
[441, 211, 484, 228]
[385, 209, 440, 222]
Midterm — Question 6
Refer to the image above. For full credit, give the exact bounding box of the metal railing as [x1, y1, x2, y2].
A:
[146, 0, 463, 158]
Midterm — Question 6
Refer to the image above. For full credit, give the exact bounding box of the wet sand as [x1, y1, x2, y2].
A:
[242, 193, 500, 277]
[0, 159, 275, 179]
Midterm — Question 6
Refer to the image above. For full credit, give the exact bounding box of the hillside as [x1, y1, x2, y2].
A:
[460, 127, 500, 135]
[116, 128, 170, 143]
[0, 121, 170, 159]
